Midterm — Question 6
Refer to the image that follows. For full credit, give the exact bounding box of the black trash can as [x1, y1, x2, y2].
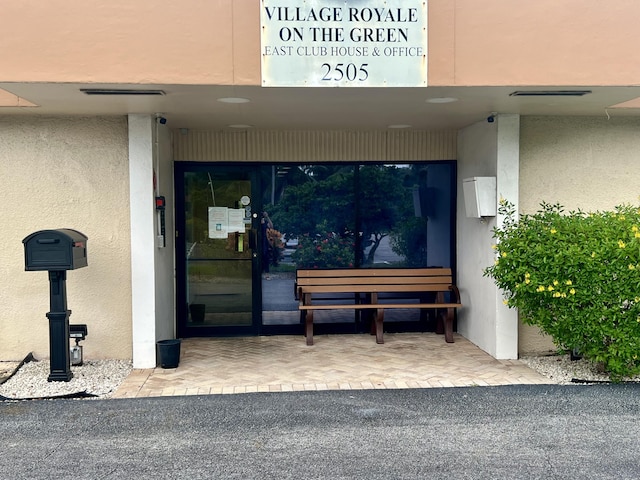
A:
[157, 339, 181, 369]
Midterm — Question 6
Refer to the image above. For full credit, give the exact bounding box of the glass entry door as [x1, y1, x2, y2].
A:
[176, 164, 260, 337]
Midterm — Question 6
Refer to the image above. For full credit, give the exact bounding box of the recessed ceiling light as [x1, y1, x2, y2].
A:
[217, 97, 251, 103]
[388, 124, 412, 129]
[228, 124, 253, 129]
[426, 97, 458, 104]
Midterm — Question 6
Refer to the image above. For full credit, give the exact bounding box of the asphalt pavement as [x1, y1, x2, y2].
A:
[2, 384, 640, 479]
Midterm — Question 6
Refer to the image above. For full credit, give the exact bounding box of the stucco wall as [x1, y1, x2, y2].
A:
[154, 123, 175, 344]
[0, 116, 132, 361]
[519, 116, 640, 353]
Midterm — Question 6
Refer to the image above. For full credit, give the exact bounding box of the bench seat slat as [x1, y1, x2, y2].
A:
[299, 284, 454, 294]
[297, 268, 452, 278]
[297, 276, 453, 286]
[299, 303, 462, 310]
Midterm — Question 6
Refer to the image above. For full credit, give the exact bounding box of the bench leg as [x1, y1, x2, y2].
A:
[374, 309, 384, 344]
[437, 309, 454, 343]
[305, 310, 314, 346]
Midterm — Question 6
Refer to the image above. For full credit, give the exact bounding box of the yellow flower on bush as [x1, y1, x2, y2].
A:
[565, 280, 573, 285]
[547, 285, 554, 291]
[553, 280, 559, 286]
[618, 240, 626, 249]
[591, 252, 597, 258]
[570, 288, 576, 295]
[536, 285, 545, 292]
[629, 264, 636, 270]
[550, 228, 557, 234]
[553, 292, 562, 298]
[632, 225, 639, 233]
[501, 252, 507, 258]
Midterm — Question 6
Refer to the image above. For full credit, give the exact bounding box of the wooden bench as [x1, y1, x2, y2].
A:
[295, 268, 462, 346]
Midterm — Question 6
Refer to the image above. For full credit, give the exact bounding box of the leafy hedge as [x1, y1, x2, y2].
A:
[484, 200, 640, 380]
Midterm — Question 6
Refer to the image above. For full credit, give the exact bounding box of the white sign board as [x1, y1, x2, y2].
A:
[261, 1, 427, 87]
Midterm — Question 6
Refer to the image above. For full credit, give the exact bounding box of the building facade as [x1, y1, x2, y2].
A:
[2, 0, 640, 368]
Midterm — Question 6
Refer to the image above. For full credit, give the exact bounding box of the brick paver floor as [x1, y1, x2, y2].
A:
[113, 333, 552, 398]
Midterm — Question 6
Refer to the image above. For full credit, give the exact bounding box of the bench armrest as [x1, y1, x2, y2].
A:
[449, 285, 461, 304]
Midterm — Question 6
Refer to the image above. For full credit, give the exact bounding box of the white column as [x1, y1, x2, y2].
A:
[456, 114, 520, 360]
[128, 115, 157, 368]
[494, 114, 520, 359]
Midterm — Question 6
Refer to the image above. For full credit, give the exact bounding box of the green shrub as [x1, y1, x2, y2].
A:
[484, 199, 640, 381]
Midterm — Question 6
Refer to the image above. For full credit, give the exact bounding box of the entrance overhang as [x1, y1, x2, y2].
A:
[3, 83, 640, 131]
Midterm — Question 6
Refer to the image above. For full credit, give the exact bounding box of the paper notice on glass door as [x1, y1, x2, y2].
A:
[208, 207, 228, 239]
[228, 209, 245, 233]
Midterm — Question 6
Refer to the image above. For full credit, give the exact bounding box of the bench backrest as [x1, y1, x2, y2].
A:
[296, 268, 455, 294]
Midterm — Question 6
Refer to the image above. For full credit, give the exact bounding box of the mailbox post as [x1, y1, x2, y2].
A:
[22, 229, 88, 382]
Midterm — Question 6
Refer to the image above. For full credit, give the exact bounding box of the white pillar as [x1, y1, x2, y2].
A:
[128, 115, 157, 368]
[457, 114, 520, 360]
[494, 114, 520, 359]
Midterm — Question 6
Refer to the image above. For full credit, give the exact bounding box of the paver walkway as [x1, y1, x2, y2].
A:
[113, 333, 552, 398]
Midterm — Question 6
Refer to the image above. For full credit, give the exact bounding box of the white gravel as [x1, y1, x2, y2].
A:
[0, 358, 132, 400]
[519, 354, 640, 384]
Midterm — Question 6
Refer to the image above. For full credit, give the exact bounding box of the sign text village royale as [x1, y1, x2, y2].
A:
[261, 4, 426, 86]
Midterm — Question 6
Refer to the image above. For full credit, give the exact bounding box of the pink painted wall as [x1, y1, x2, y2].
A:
[429, 0, 640, 86]
[1, 0, 255, 84]
[2, 0, 639, 86]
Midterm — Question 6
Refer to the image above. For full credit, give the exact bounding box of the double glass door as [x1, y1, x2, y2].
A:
[176, 161, 456, 338]
[175, 164, 260, 337]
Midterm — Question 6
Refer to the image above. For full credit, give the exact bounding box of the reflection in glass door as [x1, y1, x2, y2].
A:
[260, 162, 456, 334]
[176, 164, 259, 337]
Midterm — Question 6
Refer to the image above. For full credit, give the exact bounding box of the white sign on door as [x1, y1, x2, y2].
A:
[261, 1, 428, 87]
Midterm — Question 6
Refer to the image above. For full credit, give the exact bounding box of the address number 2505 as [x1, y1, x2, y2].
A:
[321, 63, 369, 82]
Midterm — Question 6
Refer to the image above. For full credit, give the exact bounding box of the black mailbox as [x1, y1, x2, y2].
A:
[22, 228, 88, 382]
[22, 229, 88, 271]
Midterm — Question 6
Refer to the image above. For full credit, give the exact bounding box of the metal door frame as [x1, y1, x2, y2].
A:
[175, 162, 263, 338]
